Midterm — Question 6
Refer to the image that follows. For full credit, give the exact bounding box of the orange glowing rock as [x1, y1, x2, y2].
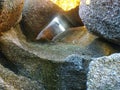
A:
[50, 0, 80, 11]
[0, 0, 24, 33]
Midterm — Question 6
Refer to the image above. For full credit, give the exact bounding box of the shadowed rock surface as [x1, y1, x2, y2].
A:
[0, 63, 44, 90]
[59, 54, 91, 90]
[87, 53, 120, 90]
[79, 0, 120, 45]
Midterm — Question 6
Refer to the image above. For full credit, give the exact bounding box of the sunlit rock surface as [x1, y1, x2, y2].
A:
[87, 53, 120, 90]
[79, 0, 120, 45]
[0, 24, 120, 89]
[0, 0, 24, 33]
[50, 0, 80, 11]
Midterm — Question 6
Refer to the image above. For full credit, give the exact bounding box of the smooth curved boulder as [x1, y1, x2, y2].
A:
[79, 0, 120, 45]
[21, 0, 83, 41]
[0, 0, 24, 33]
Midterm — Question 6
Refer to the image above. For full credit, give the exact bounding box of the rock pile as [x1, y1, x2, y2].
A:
[0, 24, 120, 89]
[79, 0, 120, 90]
[0, 0, 120, 90]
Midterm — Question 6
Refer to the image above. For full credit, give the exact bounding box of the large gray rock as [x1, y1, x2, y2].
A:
[87, 53, 120, 90]
[79, 0, 120, 45]
[0, 63, 44, 90]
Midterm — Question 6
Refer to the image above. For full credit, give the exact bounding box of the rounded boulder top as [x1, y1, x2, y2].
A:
[79, 0, 120, 45]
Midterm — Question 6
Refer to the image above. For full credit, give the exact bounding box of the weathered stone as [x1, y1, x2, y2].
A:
[0, 63, 44, 90]
[0, 0, 24, 33]
[21, 0, 83, 41]
[87, 53, 120, 90]
[59, 54, 91, 90]
[0, 25, 120, 89]
[79, 0, 120, 45]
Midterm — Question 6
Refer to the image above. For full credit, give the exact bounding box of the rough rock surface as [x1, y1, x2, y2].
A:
[87, 53, 120, 90]
[59, 54, 91, 90]
[79, 0, 120, 45]
[0, 0, 24, 33]
[0, 63, 44, 90]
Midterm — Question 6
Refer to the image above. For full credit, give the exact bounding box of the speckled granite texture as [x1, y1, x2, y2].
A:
[87, 53, 120, 90]
[79, 0, 120, 45]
